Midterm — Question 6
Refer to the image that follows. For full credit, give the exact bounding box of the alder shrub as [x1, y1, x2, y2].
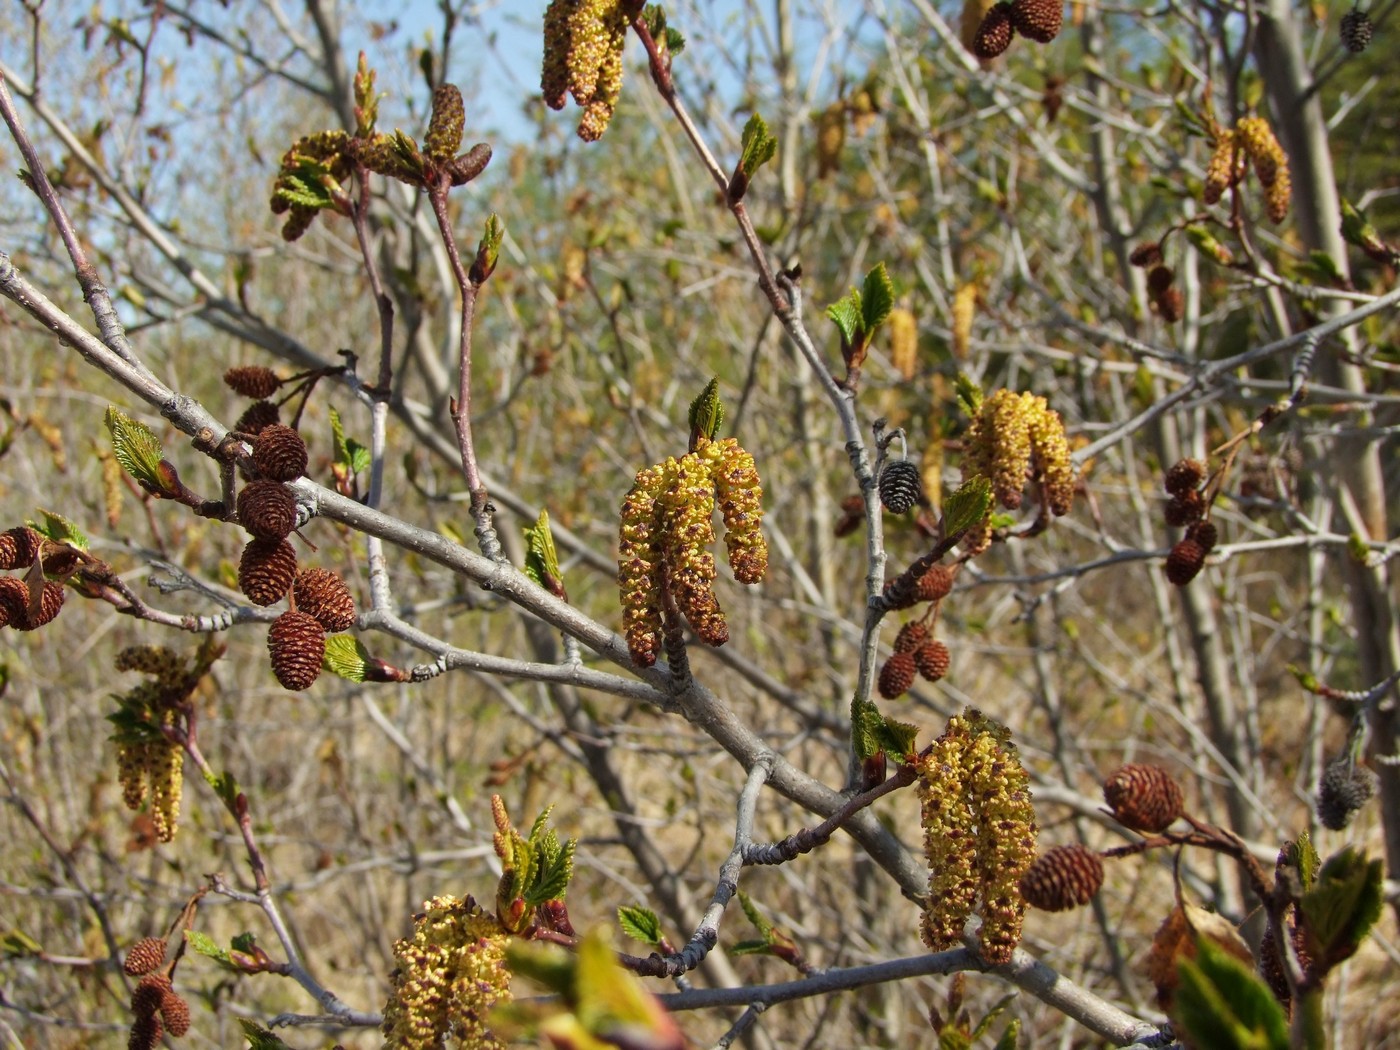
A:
[0, 0, 1396, 1047]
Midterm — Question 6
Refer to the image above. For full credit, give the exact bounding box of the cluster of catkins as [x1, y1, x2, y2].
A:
[1203, 114, 1291, 223]
[381, 895, 513, 1049]
[617, 436, 767, 666]
[1160, 457, 1217, 586]
[0, 526, 66, 631]
[917, 711, 1038, 964]
[110, 644, 218, 843]
[1019, 763, 1184, 912]
[959, 388, 1075, 554]
[1128, 242, 1186, 323]
[542, 0, 631, 141]
[971, 0, 1063, 58]
[123, 937, 191, 1048]
[226, 368, 357, 690]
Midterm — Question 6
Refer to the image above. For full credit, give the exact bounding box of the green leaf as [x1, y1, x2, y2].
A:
[347, 439, 370, 475]
[664, 27, 686, 54]
[1299, 847, 1383, 971]
[738, 114, 778, 179]
[1171, 936, 1289, 1050]
[954, 373, 983, 417]
[528, 836, 576, 905]
[942, 476, 992, 541]
[687, 377, 725, 442]
[850, 695, 884, 760]
[523, 510, 564, 596]
[618, 906, 663, 946]
[185, 929, 232, 966]
[239, 1019, 294, 1050]
[874, 716, 919, 760]
[329, 405, 351, 470]
[230, 931, 258, 953]
[322, 634, 370, 682]
[737, 891, 772, 937]
[28, 508, 88, 552]
[825, 290, 862, 348]
[728, 939, 773, 956]
[105, 406, 166, 491]
[990, 1019, 1020, 1050]
[860, 262, 894, 335]
[1293, 831, 1320, 891]
[471, 213, 505, 283]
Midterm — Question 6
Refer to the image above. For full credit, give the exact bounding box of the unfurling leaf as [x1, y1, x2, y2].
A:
[29, 508, 88, 551]
[825, 290, 862, 349]
[184, 928, 232, 966]
[860, 262, 894, 335]
[618, 905, 663, 946]
[322, 634, 371, 682]
[941, 476, 992, 542]
[471, 213, 505, 284]
[850, 695, 884, 760]
[687, 377, 725, 444]
[523, 510, 565, 599]
[238, 1019, 294, 1050]
[105, 407, 168, 494]
[1300, 847, 1383, 972]
[737, 113, 778, 179]
[1171, 936, 1289, 1050]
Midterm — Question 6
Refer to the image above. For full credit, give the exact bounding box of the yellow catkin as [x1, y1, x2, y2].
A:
[618, 467, 667, 667]
[1201, 130, 1241, 206]
[918, 729, 979, 951]
[382, 895, 512, 1050]
[542, 0, 572, 109]
[985, 390, 1034, 510]
[1026, 397, 1075, 516]
[963, 724, 1037, 964]
[951, 284, 977, 360]
[815, 103, 846, 178]
[887, 308, 918, 380]
[707, 439, 768, 584]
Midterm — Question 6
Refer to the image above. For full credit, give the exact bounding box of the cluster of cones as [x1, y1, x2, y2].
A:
[1160, 457, 1218, 586]
[971, 0, 1063, 59]
[123, 937, 191, 1048]
[0, 526, 66, 631]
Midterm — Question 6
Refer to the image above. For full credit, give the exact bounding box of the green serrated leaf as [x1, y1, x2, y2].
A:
[826, 291, 862, 348]
[688, 377, 725, 442]
[1300, 847, 1383, 971]
[347, 440, 371, 475]
[875, 716, 919, 759]
[230, 931, 258, 953]
[1293, 831, 1319, 891]
[942, 476, 992, 540]
[664, 27, 686, 53]
[239, 1019, 294, 1050]
[738, 114, 778, 178]
[618, 906, 662, 945]
[523, 510, 564, 594]
[28, 508, 88, 552]
[329, 405, 350, 466]
[954, 373, 983, 417]
[185, 928, 232, 966]
[850, 695, 884, 761]
[472, 213, 505, 283]
[321, 634, 370, 682]
[529, 837, 576, 905]
[860, 262, 894, 335]
[105, 406, 166, 491]
[1172, 936, 1289, 1050]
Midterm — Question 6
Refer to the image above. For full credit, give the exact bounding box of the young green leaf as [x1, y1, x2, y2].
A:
[826, 291, 862, 349]
[850, 695, 884, 760]
[523, 510, 565, 598]
[738, 114, 778, 179]
[1299, 847, 1383, 972]
[202, 769, 241, 813]
[618, 905, 663, 946]
[29, 508, 88, 552]
[874, 715, 919, 760]
[954, 373, 984, 417]
[239, 1019, 294, 1050]
[471, 213, 505, 284]
[738, 891, 773, 937]
[1171, 936, 1289, 1050]
[322, 634, 370, 682]
[687, 377, 725, 443]
[528, 836, 576, 905]
[105, 406, 166, 492]
[942, 476, 992, 541]
[860, 262, 894, 335]
[184, 929, 232, 966]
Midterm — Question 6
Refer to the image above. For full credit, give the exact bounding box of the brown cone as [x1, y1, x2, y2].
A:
[0, 576, 28, 628]
[251, 424, 308, 482]
[1103, 764, 1184, 833]
[914, 565, 955, 603]
[0, 526, 42, 570]
[123, 937, 167, 977]
[223, 366, 281, 400]
[130, 974, 173, 1017]
[158, 990, 191, 1037]
[878, 651, 917, 699]
[293, 567, 356, 632]
[1009, 0, 1062, 41]
[234, 400, 280, 436]
[893, 621, 929, 653]
[1020, 844, 1104, 911]
[127, 1013, 163, 1050]
[914, 639, 951, 681]
[237, 480, 297, 541]
[268, 611, 325, 690]
[238, 539, 298, 606]
[1165, 538, 1207, 585]
[973, 2, 1015, 58]
[1164, 458, 1205, 495]
[1185, 519, 1218, 553]
[1163, 489, 1204, 527]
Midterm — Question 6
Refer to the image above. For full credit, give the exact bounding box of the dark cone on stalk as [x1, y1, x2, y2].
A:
[1009, 0, 1062, 42]
[0, 526, 42, 570]
[1164, 489, 1204, 527]
[914, 639, 951, 681]
[238, 539, 298, 606]
[1165, 538, 1207, 585]
[235, 400, 281, 436]
[123, 937, 167, 977]
[878, 460, 924, 514]
[878, 651, 917, 699]
[914, 564, 955, 603]
[1164, 458, 1206, 496]
[237, 480, 298, 541]
[293, 567, 357, 632]
[1019, 844, 1104, 911]
[1341, 8, 1373, 52]
[251, 424, 308, 482]
[1185, 519, 1218, 553]
[973, 3, 1015, 58]
[268, 611, 325, 691]
[894, 621, 929, 654]
[1316, 755, 1377, 830]
[1103, 764, 1184, 833]
[223, 366, 281, 400]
